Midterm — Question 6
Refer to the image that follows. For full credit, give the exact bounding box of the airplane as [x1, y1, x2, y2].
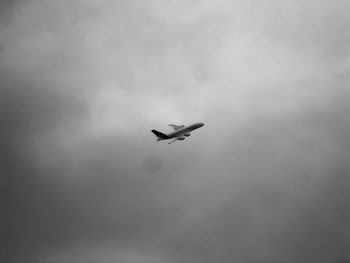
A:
[151, 122, 205, 144]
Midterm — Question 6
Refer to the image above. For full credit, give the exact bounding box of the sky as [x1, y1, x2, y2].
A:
[1, 0, 349, 262]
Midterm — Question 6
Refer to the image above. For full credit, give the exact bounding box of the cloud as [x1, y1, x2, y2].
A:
[2, 0, 349, 262]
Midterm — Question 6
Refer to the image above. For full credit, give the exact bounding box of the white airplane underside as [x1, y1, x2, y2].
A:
[151, 122, 204, 144]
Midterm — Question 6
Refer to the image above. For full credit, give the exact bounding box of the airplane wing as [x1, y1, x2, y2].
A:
[168, 136, 185, 144]
[169, 124, 185, 130]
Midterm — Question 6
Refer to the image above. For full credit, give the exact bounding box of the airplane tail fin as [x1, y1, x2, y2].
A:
[151, 130, 170, 140]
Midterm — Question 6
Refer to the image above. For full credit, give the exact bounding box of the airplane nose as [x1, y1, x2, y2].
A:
[199, 122, 204, 127]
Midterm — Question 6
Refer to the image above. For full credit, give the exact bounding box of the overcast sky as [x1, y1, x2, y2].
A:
[2, 1, 349, 262]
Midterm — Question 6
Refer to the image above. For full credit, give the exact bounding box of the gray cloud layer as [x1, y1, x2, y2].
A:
[1, 1, 349, 262]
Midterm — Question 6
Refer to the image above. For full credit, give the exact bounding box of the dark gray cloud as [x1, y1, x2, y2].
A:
[2, 1, 349, 262]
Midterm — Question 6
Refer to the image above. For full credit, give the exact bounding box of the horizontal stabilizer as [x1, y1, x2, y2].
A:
[151, 130, 170, 139]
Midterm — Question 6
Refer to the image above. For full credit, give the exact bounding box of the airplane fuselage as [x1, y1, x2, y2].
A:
[167, 122, 204, 138]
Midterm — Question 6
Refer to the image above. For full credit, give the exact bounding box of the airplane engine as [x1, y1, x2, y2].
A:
[178, 137, 185, 140]
[184, 133, 191, 137]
